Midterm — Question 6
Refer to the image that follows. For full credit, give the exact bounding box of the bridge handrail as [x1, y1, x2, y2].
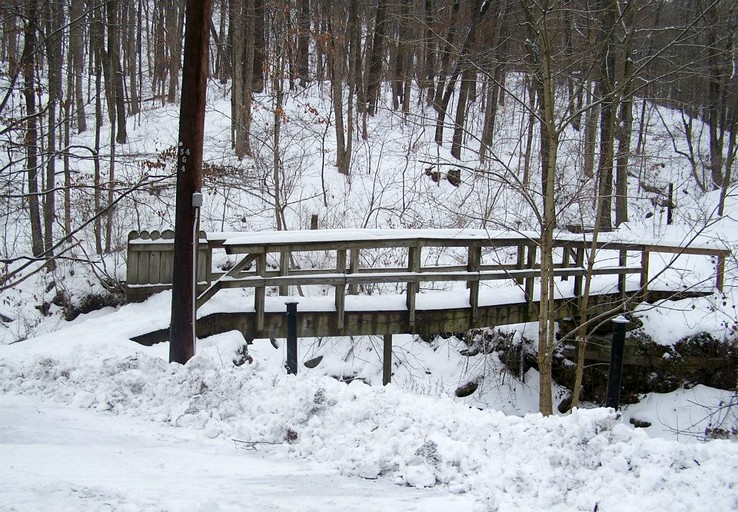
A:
[126, 229, 729, 331]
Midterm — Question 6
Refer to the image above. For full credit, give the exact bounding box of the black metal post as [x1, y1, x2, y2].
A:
[285, 302, 298, 374]
[605, 316, 629, 409]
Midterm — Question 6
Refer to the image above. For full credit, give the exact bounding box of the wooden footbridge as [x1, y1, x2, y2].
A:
[126, 228, 729, 348]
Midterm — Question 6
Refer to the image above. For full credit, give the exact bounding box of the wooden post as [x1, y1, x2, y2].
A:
[573, 247, 585, 297]
[717, 254, 725, 292]
[348, 248, 360, 295]
[407, 246, 421, 328]
[255, 253, 266, 331]
[279, 251, 290, 296]
[169, 0, 212, 364]
[515, 243, 525, 284]
[468, 245, 481, 325]
[640, 250, 650, 302]
[524, 244, 537, 316]
[561, 245, 571, 281]
[618, 249, 627, 301]
[335, 249, 346, 330]
[383, 334, 392, 385]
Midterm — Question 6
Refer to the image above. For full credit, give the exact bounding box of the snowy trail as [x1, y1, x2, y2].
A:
[0, 395, 474, 512]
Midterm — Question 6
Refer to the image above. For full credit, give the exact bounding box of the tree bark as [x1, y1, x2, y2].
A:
[69, 0, 87, 133]
[296, 0, 310, 86]
[365, 0, 388, 116]
[21, 0, 43, 257]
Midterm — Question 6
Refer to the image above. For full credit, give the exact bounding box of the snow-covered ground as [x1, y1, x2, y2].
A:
[0, 395, 473, 512]
[2, 59, 738, 511]
[1, 300, 737, 511]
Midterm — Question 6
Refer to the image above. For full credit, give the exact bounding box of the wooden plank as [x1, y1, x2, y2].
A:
[196, 253, 256, 309]
[149, 250, 161, 284]
[138, 248, 150, 284]
[126, 246, 140, 285]
[160, 249, 174, 284]
[210, 267, 596, 289]
[196, 281, 223, 309]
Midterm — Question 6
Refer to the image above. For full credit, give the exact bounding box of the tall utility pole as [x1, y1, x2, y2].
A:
[169, 0, 212, 364]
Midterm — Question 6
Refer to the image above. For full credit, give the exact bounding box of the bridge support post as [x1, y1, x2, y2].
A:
[383, 334, 392, 385]
[286, 302, 298, 375]
[605, 316, 629, 409]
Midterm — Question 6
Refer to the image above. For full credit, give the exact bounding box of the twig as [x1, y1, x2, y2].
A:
[232, 438, 282, 450]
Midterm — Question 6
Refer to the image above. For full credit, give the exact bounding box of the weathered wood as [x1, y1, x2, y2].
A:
[149, 250, 161, 283]
[206, 266, 603, 289]
[383, 333, 392, 386]
[515, 243, 525, 285]
[468, 246, 481, 325]
[574, 248, 585, 297]
[336, 249, 346, 330]
[561, 245, 571, 281]
[407, 246, 421, 328]
[255, 253, 266, 331]
[618, 249, 627, 299]
[348, 248, 360, 295]
[126, 229, 731, 316]
[134, 290, 701, 346]
[279, 251, 290, 296]
[524, 244, 537, 315]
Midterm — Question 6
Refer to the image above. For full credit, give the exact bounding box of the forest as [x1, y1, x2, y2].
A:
[1, 0, 737, 415]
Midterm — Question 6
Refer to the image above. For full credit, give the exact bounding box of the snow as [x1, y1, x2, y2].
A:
[1, 307, 737, 511]
[2, 49, 738, 512]
[0, 395, 471, 512]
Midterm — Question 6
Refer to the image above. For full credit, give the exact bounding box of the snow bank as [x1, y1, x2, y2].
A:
[2, 336, 737, 511]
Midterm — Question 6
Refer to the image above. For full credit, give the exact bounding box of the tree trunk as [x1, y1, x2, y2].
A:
[127, 0, 140, 116]
[479, 1, 508, 162]
[421, 0, 435, 104]
[329, 2, 350, 174]
[21, 0, 43, 257]
[251, 0, 265, 93]
[365, 0, 388, 116]
[166, 1, 184, 103]
[615, 56, 634, 227]
[69, 0, 87, 133]
[296, 0, 310, 86]
[348, 0, 364, 117]
[437, 0, 489, 148]
[43, 0, 63, 259]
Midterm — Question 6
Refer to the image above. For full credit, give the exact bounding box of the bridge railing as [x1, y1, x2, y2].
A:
[126, 229, 729, 332]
